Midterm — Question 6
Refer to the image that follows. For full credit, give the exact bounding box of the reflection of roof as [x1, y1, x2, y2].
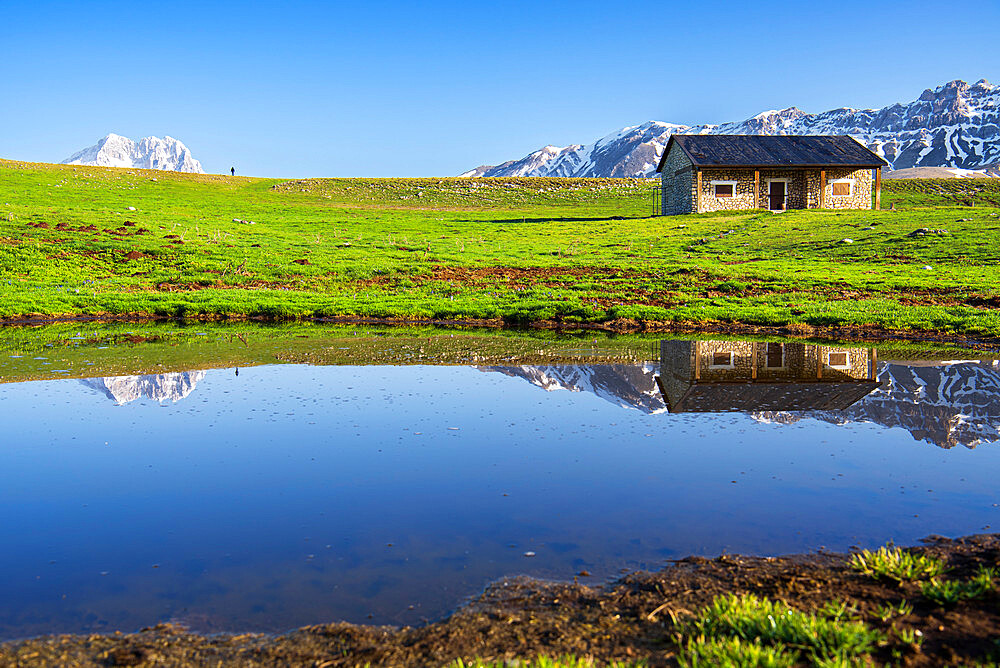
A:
[656, 378, 880, 413]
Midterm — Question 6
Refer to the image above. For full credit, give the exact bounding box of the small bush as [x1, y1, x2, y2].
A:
[849, 546, 947, 582]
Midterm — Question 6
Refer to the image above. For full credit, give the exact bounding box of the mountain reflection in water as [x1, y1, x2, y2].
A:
[483, 340, 1000, 449]
[73, 341, 1000, 448]
[757, 360, 1000, 449]
[79, 371, 206, 404]
[479, 363, 667, 414]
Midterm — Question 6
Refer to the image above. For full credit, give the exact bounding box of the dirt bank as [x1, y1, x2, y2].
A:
[2, 534, 998, 667]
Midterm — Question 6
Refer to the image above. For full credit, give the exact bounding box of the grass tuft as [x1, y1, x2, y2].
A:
[447, 657, 644, 668]
[921, 566, 996, 606]
[849, 546, 947, 582]
[678, 636, 798, 667]
[679, 593, 886, 665]
[873, 599, 913, 622]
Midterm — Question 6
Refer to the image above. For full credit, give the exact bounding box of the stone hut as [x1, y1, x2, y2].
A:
[656, 340, 879, 412]
[655, 135, 887, 215]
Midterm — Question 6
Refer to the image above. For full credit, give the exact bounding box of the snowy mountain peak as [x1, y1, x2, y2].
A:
[62, 134, 205, 173]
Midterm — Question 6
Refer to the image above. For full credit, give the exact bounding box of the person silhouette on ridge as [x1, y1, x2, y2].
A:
[231, 167, 235, 176]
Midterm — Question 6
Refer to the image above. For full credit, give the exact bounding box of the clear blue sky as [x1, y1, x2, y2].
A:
[2, 0, 998, 178]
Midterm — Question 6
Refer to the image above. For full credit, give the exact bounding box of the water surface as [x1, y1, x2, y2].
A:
[1, 334, 999, 638]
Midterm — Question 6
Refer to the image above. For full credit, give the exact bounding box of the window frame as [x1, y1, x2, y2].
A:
[711, 180, 737, 199]
[826, 351, 851, 368]
[830, 178, 853, 197]
[764, 342, 785, 369]
[709, 351, 736, 369]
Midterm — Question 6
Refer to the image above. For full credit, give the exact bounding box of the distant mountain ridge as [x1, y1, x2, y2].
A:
[463, 79, 1000, 178]
[62, 133, 205, 173]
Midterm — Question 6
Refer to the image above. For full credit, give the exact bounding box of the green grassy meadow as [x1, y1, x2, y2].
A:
[2, 158, 999, 338]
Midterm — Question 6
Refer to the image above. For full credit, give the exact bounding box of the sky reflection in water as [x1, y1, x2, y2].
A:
[1, 351, 999, 638]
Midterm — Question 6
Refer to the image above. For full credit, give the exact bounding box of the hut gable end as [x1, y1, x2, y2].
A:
[659, 142, 697, 215]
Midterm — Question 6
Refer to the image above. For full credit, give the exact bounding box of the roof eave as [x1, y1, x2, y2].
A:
[688, 162, 887, 169]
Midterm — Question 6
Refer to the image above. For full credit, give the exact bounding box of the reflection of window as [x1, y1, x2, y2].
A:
[711, 351, 735, 368]
[766, 342, 784, 368]
[827, 351, 850, 368]
[712, 181, 736, 198]
[831, 180, 852, 196]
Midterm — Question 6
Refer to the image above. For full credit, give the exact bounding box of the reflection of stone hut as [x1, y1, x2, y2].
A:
[656, 340, 879, 412]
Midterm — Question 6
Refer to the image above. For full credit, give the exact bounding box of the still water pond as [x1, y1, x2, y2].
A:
[2, 334, 1000, 638]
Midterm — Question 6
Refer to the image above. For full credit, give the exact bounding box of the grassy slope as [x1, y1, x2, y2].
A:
[2, 159, 1000, 337]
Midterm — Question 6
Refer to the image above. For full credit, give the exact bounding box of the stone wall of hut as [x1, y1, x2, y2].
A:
[697, 170, 758, 211]
[692, 340, 757, 382]
[657, 339, 695, 408]
[660, 166, 875, 214]
[659, 147, 696, 215]
[822, 168, 874, 210]
[814, 345, 872, 380]
[659, 340, 872, 383]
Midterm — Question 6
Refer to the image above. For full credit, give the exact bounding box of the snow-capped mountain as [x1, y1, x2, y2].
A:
[79, 371, 207, 404]
[479, 363, 666, 414]
[756, 361, 1000, 449]
[464, 79, 1000, 177]
[62, 133, 205, 173]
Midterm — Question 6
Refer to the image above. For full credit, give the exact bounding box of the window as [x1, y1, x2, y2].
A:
[831, 180, 852, 196]
[765, 342, 784, 368]
[711, 180, 736, 198]
[710, 351, 734, 368]
[827, 351, 850, 368]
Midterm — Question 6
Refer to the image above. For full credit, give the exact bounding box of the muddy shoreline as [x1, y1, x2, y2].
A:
[1, 312, 997, 352]
[2, 534, 998, 667]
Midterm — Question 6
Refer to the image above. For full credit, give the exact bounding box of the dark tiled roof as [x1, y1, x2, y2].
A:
[656, 135, 888, 172]
[662, 380, 879, 413]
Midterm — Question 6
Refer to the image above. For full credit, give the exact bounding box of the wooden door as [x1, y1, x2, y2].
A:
[768, 181, 786, 210]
